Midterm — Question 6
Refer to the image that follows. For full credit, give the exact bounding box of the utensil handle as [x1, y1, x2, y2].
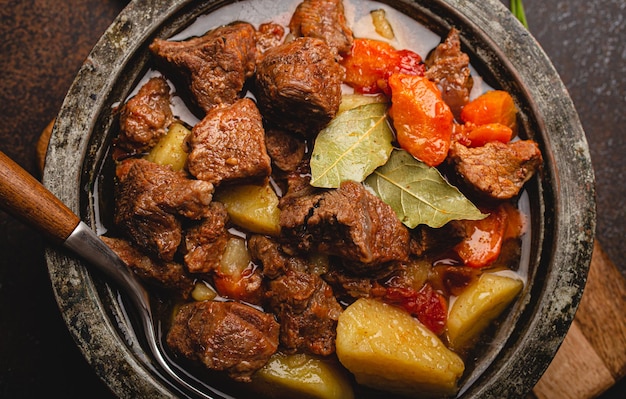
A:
[0, 151, 80, 242]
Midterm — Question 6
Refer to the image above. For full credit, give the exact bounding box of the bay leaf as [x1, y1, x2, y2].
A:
[310, 103, 394, 188]
[365, 149, 486, 228]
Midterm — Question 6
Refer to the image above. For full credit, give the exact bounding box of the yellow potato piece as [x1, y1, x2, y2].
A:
[144, 122, 190, 171]
[447, 273, 523, 351]
[336, 298, 464, 397]
[214, 183, 280, 236]
[251, 352, 354, 399]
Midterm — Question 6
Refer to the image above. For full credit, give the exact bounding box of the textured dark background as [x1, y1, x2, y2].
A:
[0, 0, 623, 397]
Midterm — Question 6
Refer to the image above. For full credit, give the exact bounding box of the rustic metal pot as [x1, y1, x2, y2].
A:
[42, 0, 596, 397]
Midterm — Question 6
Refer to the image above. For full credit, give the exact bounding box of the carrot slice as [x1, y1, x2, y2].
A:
[388, 73, 453, 166]
[461, 90, 517, 132]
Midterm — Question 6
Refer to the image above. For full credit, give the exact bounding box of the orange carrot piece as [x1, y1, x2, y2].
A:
[461, 90, 517, 132]
[388, 73, 453, 166]
[454, 205, 509, 268]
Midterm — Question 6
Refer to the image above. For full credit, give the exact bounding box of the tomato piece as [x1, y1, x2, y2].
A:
[383, 284, 448, 335]
[461, 90, 517, 132]
[341, 39, 424, 94]
[454, 205, 509, 268]
[388, 73, 453, 166]
[455, 122, 513, 147]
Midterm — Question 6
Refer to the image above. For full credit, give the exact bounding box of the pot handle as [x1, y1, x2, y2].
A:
[0, 151, 80, 243]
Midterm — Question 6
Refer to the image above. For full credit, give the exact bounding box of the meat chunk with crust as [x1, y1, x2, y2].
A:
[448, 140, 543, 200]
[167, 301, 279, 382]
[264, 128, 306, 172]
[289, 0, 354, 55]
[279, 180, 410, 267]
[255, 37, 343, 137]
[149, 22, 256, 113]
[256, 22, 285, 55]
[182, 202, 230, 274]
[266, 269, 342, 355]
[101, 236, 195, 298]
[114, 158, 214, 261]
[425, 28, 473, 120]
[187, 98, 271, 185]
[117, 76, 173, 153]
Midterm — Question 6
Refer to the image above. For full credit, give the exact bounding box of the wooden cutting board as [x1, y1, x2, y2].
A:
[532, 241, 626, 398]
[37, 122, 625, 398]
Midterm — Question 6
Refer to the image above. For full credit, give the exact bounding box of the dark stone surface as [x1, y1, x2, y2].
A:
[0, 0, 622, 397]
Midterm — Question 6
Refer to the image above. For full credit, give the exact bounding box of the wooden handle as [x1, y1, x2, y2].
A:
[0, 151, 80, 242]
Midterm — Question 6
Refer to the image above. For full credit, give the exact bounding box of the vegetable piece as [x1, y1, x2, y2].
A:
[455, 122, 513, 147]
[337, 93, 388, 114]
[213, 236, 262, 303]
[341, 38, 424, 95]
[144, 122, 190, 171]
[447, 273, 523, 351]
[461, 90, 517, 132]
[388, 73, 454, 166]
[454, 204, 509, 268]
[214, 183, 280, 236]
[383, 283, 448, 335]
[310, 103, 394, 188]
[251, 352, 355, 399]
[370, 9, 395, 39]
[191, 281, 217, 302]
[336, 298, 465, 397]
[365, 149, 485, 229]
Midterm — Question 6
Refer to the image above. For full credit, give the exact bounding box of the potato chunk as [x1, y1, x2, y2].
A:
[214, 183, 280, 236]
[336, 298, 464, 397]
[447, 273, 523, 351]
[251, 352, 354, 399]
[144, 122, 190, 171]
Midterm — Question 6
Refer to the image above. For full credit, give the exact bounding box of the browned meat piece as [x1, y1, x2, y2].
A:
[166, 301, 279, 382]
[425, 28, 473, 120]
[264, 128, 306, 172]
[248, 235, 309, 279]
[448, 140, 543, 200]
[117, 76, 173, 153]
[114, 158, 214, 261]
[288, 0, 354, 55]
[182, 202, 230, 274]
[187, 98, 271, 185]
[256, 22, 285, 55]
[323, 267, 374, 299]
[279, 180, 410, 267]
[255, 37, 343, 137]
[149, 22, 256, 113]
[266, 269, 342, 355]
[101, 236, 195, 298]
[409, 223, 464, 257]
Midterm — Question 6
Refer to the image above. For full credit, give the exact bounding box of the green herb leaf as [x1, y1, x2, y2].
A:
[310, 103, 394, 188]
[364, 149, 486, 228]
[510, 0, 529, 29]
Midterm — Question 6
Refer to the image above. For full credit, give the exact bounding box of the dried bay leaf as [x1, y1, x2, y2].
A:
[365, 149, 486, 228]
[310, 103, 393, 188]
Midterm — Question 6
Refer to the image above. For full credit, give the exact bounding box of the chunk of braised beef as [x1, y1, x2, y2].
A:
[425, 28, 473, 120]
[187, 98, 271, 185]
[266, 269, 342, 356]
[288, 0, 354, 55]
[149, 22, 256, 114]
[248, 235, 309, 279]
[117, 76, 173, 154]
[166, 301, 279, 382]
[447, 140, 543, 200]
[114, 158, 214, 261]
[428, 265, 482, 297]
[409, 223, 465, 257]
[182, 202, 230, 274]
[101, 236, 195, 298]
[264, 128, 306, 173]
[279, 180, 410, 267]
[256, 22, 285, 55]
[255, 37, 343, 137]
